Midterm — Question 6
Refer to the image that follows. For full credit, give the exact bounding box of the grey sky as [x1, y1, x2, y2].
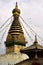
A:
[0, 0, 43, 54]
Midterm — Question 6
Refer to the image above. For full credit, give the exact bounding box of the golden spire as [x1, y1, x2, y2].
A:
[34, 35, 38, 45]
[15, 2, 18, 9]
[12, 2, 20, 16]
[35, 35, 37, 42]
[5, 2, 26, 53]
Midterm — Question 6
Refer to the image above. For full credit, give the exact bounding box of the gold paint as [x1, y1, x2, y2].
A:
[13, 12, 20, 15]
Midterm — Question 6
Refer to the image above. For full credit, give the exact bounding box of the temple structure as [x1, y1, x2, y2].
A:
[0, 2, 43, 65]
[19, 35, 43, 65]
[0, 2, 29, 65]
[5, 2, 27, 53]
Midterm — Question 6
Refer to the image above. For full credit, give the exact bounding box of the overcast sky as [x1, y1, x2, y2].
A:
[0, 0, 43, 54]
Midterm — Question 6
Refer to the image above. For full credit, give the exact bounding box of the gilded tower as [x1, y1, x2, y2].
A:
[5, 2, 26, 53]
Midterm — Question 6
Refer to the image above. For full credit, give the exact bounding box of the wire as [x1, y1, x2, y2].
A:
[0, 15, 13, 29]
[0, 16, 13, 33]
[20, 20, 33, 42]
[0, 18, 13, 43]
[20, 16, 34, 36]
[20, 15, 43, 41]
[1, 27, 8, 42]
